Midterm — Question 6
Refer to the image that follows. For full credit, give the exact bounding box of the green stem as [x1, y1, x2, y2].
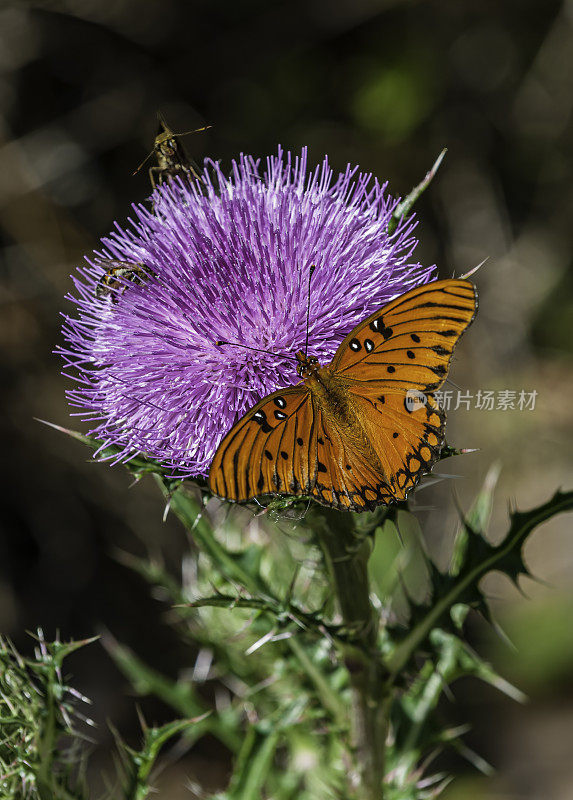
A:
[36, 661, 57, 800]
[311, 507, 388, 800]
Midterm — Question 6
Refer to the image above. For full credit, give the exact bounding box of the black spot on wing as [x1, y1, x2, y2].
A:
[252, 409, 272, 433]
[369, 317, 393, 339]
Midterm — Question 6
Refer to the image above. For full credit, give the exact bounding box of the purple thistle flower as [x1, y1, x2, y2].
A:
[59, 147, 436, 477]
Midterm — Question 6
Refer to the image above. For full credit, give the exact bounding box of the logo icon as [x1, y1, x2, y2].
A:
[405, 389, 428, 412]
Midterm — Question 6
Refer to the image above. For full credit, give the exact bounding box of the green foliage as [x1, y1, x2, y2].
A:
[380, 475, 573, 799]
[102, 633, 241, 753]
[0, 634, 207, 800]
[112, 715, 204, 800]
[34, 422, 573, 798]
[385, 483, 573, 679]
[107, 477, 352, 799]
[116, 459, 573, 798]
[0, 631, 95, 800]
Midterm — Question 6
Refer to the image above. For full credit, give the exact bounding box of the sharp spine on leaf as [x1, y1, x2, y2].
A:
[385, 485, 573, 679]
[459, 257, 489, 280]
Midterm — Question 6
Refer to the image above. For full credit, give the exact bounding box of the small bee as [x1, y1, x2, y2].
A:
[95, 258, 155, 301]
[133, 113, 211, 189]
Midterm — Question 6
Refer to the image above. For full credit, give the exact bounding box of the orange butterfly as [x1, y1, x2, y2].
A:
[209, 279, 477, 512]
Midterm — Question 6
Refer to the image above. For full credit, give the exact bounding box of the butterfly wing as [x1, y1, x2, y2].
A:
[323, 278, 476, 503]
[308, 409, 397, 511]
[331, 279, 477, 391]
[346, 388, 445, 502]
[305, 389, 445, 510]
[209, 279, 476, 511]
[208, 382, 410, 512]
[208, 386, 319, 503]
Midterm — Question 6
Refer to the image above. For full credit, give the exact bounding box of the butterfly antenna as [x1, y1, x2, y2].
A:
[304, 264, 316, 359]
[215, 340, 298, 362]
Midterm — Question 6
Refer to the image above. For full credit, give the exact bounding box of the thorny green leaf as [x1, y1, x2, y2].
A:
[0, 633, 95, 800]
[113, 714, 205, 800]
[386, 487, 573, 678]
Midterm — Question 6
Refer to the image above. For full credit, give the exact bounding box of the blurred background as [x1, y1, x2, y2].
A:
[1, 0, 572, 797]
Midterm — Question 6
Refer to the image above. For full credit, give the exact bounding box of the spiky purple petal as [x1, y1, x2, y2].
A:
[59, 148, 436, 476]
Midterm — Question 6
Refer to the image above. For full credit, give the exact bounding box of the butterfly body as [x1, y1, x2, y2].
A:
[209, 279, 477, 512]
[297, 353, 385, 472]
[297, 353, 350, 422]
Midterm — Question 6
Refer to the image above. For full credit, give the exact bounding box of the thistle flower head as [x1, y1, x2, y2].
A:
[59, 148, 435, 476]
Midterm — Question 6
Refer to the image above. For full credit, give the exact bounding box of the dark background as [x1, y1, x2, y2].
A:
[1, 1, 573, 797]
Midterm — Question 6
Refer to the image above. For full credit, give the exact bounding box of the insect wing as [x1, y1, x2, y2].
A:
[208, 387, 317, 503]
[331, 279, 477, 393]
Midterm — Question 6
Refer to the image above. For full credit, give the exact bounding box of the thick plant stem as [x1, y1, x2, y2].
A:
[311, 507, 388, 800]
